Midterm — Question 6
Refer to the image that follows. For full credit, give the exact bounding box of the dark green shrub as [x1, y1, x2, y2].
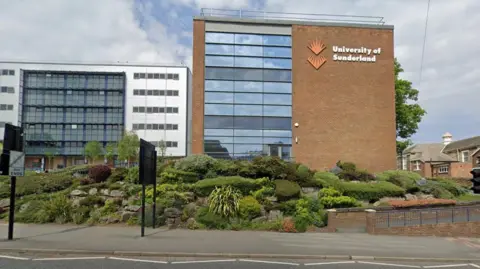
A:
[0, 174, 73, 199]
[236, 161, 257, 178]
[428, 178, 466, 197]
[159, 168, 198, 184]
[174, 155, 217, 175]
[337, 161, 357, 172]
[88, 165, 112, 183]
[16, 200, 45, 223]
[79, 196, 105, 207]
[204, 170, 218, 179]
[194, 176, 266, 197]
[72, 206, 92, 224]
[296, 164, 314, 184]
[238, 196, 262, 220]
[341, 181, 405, 202]
[195, 206, 229, 229]
[213, 159, 239, 176]
[108, 168, 128, 183]
[40, 195, 73, 224]
[126, 167, 139, 184]
[338, 169, 375, 182]
[278, 200, 298, 216]
[274, 180, 301, 201]
[419, 181, 455, 199]
[376, 170, 421, 193]
[251, 156, 296, 180]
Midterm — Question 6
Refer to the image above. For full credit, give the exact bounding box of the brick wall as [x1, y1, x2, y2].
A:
[326, 209, 367, 232]
[450, 162, 473, 178]
[370, 221, 480, 237]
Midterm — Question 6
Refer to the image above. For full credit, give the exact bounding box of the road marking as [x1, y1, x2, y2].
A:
[357, 261, 420, 268]
[423, 264, 469, 268]
[238, 259, 300, 266]
[305, 261, 355, 266]
[33, 256, 106, 261]
[171, 259, 236, 264]
[469, 264, 480, 268]
[108, 257, 168, 264]
[0, 255, 30, 260]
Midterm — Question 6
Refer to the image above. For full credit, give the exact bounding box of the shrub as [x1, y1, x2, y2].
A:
[341, 181, 405, 202]
[318, 187, 342, 198]
[213, 159, 239, 176]
[293, 197, 326, 231]
[88, 165, 112, 183]
[174, 155, 217, 175]
[236, 161, 257, 178]
[79, 177, 94, 185]
[194, 176, 266, 197]
[204, 170, 218, 179]
[278, 200, 298, 216]
[195, 206, 229, 229]
[0, 174, 73, 199]
[40, 195, 73, 224]
[419, 181, 455, 199]
[79, 196, 105, 207]
[296, 164, 314, 184]
[72, 206, 92, 224]
[251, 186, 275, 201]
[126, 166, 139, 184]
[238, 196, 262, 220]
[208, 186, 241, 218]
[319, 196, 359, 209]
[251, 156, 296, 180]
[389, 199, 456, 208]
[311, 172, 343, 190]
[338, 169, 375, 182]
[428, 178, 467, 197]
[159, 168, 199, 184]
[274, 180, 301, 202]
[337, 161, 357, 172]
[281, 217, 297, 233]
[108, 168, 128, 183]
[15, 200, 45, 223]
[376, 170, 421, 193]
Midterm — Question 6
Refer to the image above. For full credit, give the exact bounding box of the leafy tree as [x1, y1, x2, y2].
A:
[84, 141, 103, 163]
[395, 59, 427, 153]
[44, 148, 58, 170]
[157, 140, 167, 163]
[105, 142, 117, 163]
[117, 131, 140, 167]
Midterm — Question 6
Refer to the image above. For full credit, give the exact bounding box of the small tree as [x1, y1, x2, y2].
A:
[118, 131, 140, 167]
[105, 142, 117, 163]
[157, 140, 167, 163]
[84, 141, 103, 164]
[44, 150, 55, 170]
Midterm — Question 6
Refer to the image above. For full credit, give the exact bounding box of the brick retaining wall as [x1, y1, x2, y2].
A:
[368, 221, 480, 237]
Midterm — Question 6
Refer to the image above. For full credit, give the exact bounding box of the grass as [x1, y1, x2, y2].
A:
[456, 194, 480, 202]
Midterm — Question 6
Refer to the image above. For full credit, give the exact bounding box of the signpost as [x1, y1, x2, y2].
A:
[0, 124, 24, 240]
[138, 139, 157, 237]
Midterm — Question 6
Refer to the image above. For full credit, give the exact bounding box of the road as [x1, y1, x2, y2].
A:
[0, 255, 478, 269]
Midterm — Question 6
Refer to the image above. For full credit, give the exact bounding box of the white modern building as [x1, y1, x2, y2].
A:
[0, 61, 192, 169]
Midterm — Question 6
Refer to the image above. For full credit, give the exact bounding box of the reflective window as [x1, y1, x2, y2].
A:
[234, 81, 262, 92]
[204, 128, 234, 136]
[264, 82, 291, 94]
[234, 144, 264, 154]
[234, 69, 263, 81]
[235, 34, 263, 45]
[206, 44, 234, 55]
[205, 68, 235, 80]
[204, 143, 234, 154]
[263, 47, 291, 58]
[234, 105, 262, 116]
[234, 129, 263, 136]
[235, 45, 263, 56]
[204, 116, 234, 129]
[205, 80, 234, 92]
[263, 35, 291, 46]
[263, 137, 292, 144]
[263, 130, 292, 137]
[263, 117, 292, 130]
[234, 117, 263, 129]
[263, 105, 292, 117]
[205, 92, 234, 103]
[234, 57, 263, 68]
[263, 94, 292, 105]
[206, 32, 234, 44]
[234, 93, 262, 104]
[204, 136, 234, 144]
[263, 58, 292, 69]
[235, 136, 263, 144]
[205, 56, 234, 67]
[205, 104, 233, 115]
[263, 69, 291, 82]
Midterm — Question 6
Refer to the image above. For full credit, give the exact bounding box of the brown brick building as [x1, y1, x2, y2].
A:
[192, 14, 396, 172]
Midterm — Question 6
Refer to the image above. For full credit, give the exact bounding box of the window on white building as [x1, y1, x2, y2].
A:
[402, 156, 407, 170]
[438, 166, 449, 174]
[461, 150, 470, 162]
[414, 161, 421, 171]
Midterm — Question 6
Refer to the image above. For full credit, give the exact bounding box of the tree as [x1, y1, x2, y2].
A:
[395, 59, 427, 154]
[44, 149, 57, 170]
[84, 141, 103, 163]
[105, 142, 117, 163]
[118, 131, 140, 167]
[157, 140, 167, 163]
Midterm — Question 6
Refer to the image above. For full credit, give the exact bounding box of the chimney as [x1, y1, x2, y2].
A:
[442, 132, 453, 145]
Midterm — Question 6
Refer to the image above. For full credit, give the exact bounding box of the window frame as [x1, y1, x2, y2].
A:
[413, 161, 421, 171]
[438, 166, 449, 174]
[461, 150, 470, 162]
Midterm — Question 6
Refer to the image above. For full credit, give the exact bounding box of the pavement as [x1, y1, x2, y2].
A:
[0, 223, 479, 262]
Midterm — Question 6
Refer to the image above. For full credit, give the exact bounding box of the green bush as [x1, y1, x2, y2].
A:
[238, 196, 262, 220]
[311, 172, 343, 190]
[107, 168, 128, 183]
[15, 200, 45, 223]
[72, 206, 92, 224]
[341, 181, 405, 202]
[88, 165, 112, 183]
[296, 164, 314, 184]
[174, 155, 217, 175]
[319, 196, 359, 209]
[274, 180, 301, 202]
[250, 186, 275, 201]
[293, 198, 326, 232]
[79, 196, 105, 207]
[0, 174, 73, 199]
[419, 181, 455, 199]
[338, 169, 375, 182]
[429, 178, 467, 197]
[213, 159, 239, 176]
[126, 167, 139, 184]
[40, 195, 73, 224]
[208, 186, 241, 218]
[195, 206, 229, 229]
[194, 176, 266, 197]
[251, 156, 296, 180]
[337, 161, 357, 172]
[159, 168, 198, 184]
[236, 161, 257, 178]
[376, 170, 421, 193]
[278, 200, 298, 216]
[318, 187, 342, 198]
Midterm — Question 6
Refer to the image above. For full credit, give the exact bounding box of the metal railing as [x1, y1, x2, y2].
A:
[375, 206, 480, 228]
[200, 8, 386, 25]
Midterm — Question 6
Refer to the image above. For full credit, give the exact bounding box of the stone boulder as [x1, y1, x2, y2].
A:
[0, 198, 10, 208]
[100, 189, 110, 196]
[70, 190, 87, 197]
[109, 190, 125, 198]
[88, 188, 98, 195]
[405, 194, 418, 201]
[164, 208, 182, 218]
[121, 211, 135, 222]
[268, 210, 283, 221]
[125, 205, 141, 212]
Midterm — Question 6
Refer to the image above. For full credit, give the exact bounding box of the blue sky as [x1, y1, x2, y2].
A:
[1, 0, 479, 144]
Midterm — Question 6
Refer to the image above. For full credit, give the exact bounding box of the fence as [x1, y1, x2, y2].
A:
[375, 206, 480, 228]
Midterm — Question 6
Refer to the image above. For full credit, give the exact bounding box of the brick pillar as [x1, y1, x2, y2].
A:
[326, 209, 337, 232]
[365, 209, 376, 234]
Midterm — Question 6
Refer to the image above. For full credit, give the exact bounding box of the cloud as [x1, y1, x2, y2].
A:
[0, 0, 190, 66]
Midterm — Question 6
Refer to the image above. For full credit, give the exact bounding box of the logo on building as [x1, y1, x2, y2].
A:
[307, 39, 327, 70]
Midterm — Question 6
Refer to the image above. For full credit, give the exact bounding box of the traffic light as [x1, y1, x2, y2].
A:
[471, 167, 480, 194]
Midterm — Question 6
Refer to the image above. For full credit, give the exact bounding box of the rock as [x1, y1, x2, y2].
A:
[418, 194, 434, 200]
[405, 194, 418, 201]
[88, 188, 98, 195]
[260, 206, 267, 217]
[196, 197, 208, 206]
[19, 202, 30, 213]
[122, 199, 129, 206]
[266, 196, 278, 202]
[72, 197, 86, 207]
[301, 187, 319, 194]
[268, 210, 283, 221]
[0, 198, 10, 208]
[183, 203, 197, 218]
[252, 216, 268, 223]
[107, 215, 121, 224]
[164, 207, 182, 218]
[186, 218, 198, 229]
[167, 217, 181, 229]
[125, 205, 141, 212]
[121, 211, 135, 222]
[100, 189, 110, 196]
[110, 190, 125, 198]
[184, 192, 195, 202]
[70, 190, 87, 197]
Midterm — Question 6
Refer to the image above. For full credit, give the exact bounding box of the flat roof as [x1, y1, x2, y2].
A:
[0, 60, 190, 69]
[194, 16, 394, 30]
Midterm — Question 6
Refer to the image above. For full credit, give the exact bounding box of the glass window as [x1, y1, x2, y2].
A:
[234, 129, 263, 136]
[235, 69, 263, 81]
[263, 130, 292, 137]
[205, 68, 234, 80]
[235, 34, 263, 45]
[234, 81, 262, 92]
[205, 56, 234, 67]
[263, 58, 292, 69]
[264, 82, 291, 93]
[234, 116, 263, 129]
[263, 117, 292, 130]
[206, 32, 234, 44]
[263, 47, 291, 58]
[263, 70, 291, 82]
[205, 80, 234, 92]
[234, 57, 263, 68]
[205, 92, 233, 103]
[234, 144, 264, 154]
[234, 105, 262, 116]
[204, 116, 234, 129]
[204, 128, 234, 136]
[206, 44, 234, 55]
[263, 137, 292, 144]
[234, 45, 263, 56]
[263, 94, 292, 105]
[263, 35, 291, 46]
[204, 136, 234, 144]
[204, 143, 234, 155]
[205, 104, 233, 115]
[234, 93, 262, 104]
[235, 137, 263, 144]
[263, 105, 291, 117]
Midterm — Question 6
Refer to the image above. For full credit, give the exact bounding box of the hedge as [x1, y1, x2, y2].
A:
[376, 170, 421, 193]
[341, 181, 405, 202]
[311, 172, 342, 189]
[159, 168, 199, 184]
[274, 180, 301, 201]
[194, 176, 267, 197]
[0, 174, 74, 199]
